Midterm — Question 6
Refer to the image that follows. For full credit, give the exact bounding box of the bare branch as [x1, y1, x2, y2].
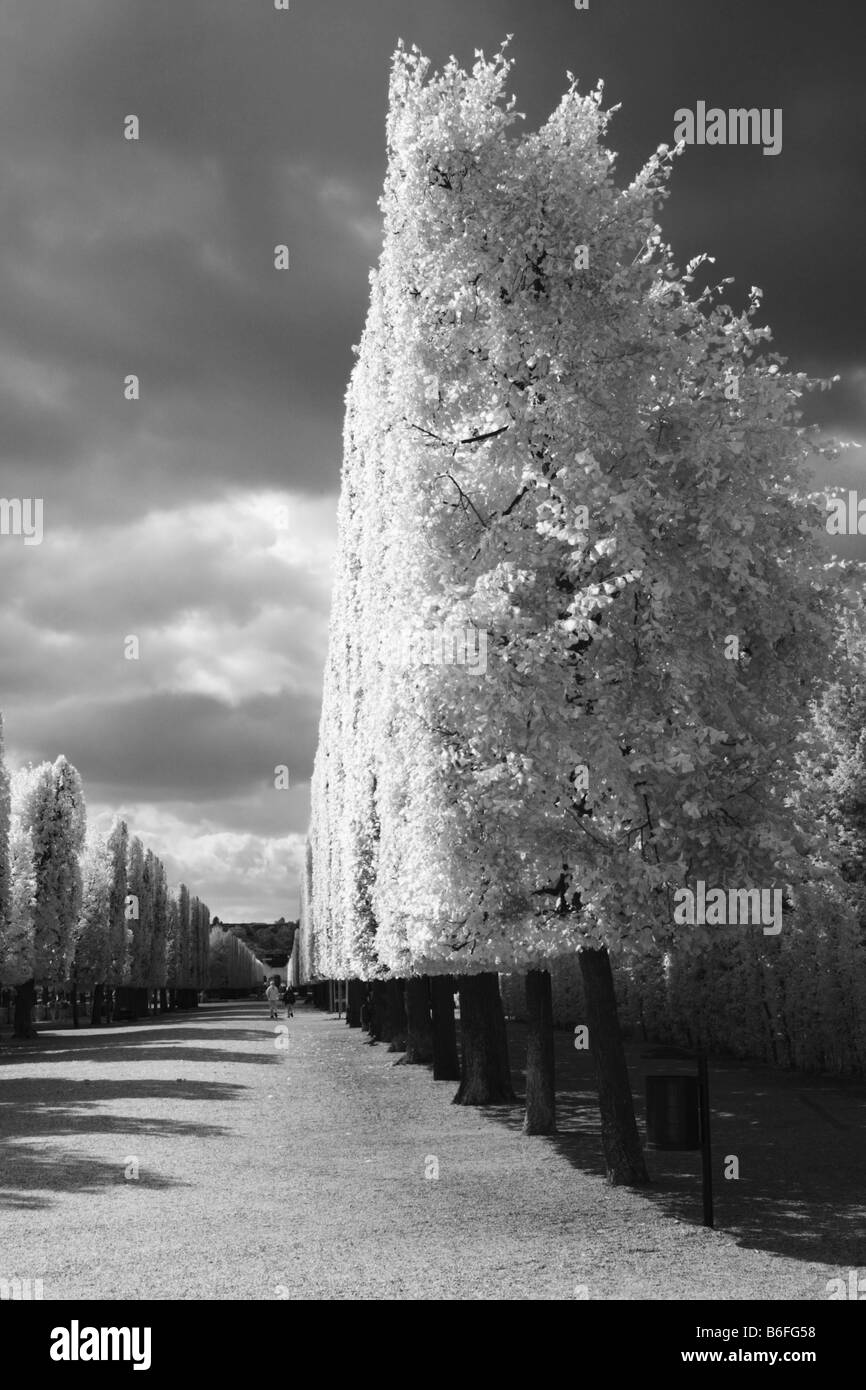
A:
[439, 472, 489, 528]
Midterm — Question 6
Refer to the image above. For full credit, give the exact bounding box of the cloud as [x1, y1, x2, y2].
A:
[87, 798, 308, 923]
[1, 491, 335, 915]
[316, 173, 384, 252]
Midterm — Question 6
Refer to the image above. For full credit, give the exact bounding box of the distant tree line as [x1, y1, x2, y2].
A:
[207, 927, 268, 994]
[0, 728, 214, 1037]
[217, 920, 297, 959]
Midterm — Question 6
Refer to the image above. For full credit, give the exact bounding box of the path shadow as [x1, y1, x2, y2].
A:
[0, 1003, 273, 1206]
[0, 1067, 244, 1212]
[0, 998, 283, 1043]
[0, 1076, 244, 1205]
[3, 1044, 279, 1068]
[471, 1021, 866, 1271]
[0, 1141, 185, 1209]
[1, 1024, 277, 1065]
[635, 1062, 866, 1270]
[0, 1076, 243, 1134]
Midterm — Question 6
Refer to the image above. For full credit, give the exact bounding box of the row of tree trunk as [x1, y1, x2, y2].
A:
[308, 948, 649, 1184]
[10, 979, 200, 1037]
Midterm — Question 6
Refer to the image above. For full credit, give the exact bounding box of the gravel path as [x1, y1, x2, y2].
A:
[0, 1000, 861, 1300]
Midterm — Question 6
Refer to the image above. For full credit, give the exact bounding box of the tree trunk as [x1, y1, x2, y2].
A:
[523, 969, 556, 1134]
[71, 985, 80, 1030]
[91, 981, 104, 1027]
[369, 980, 387, 1040]
[430, 975, 460, 1080]
[346, 979, 364, 1028]
[116, 985, 136, 1019]
[159, 987, 168, 1013]
[400, 977, 433, 1064]
[359, 985, 374, 1035]
[453, 973, 515, 1105]
[578, 947, 649, 1186]
[13, 979, 37, 1038]
[383, 978, 408, 1052]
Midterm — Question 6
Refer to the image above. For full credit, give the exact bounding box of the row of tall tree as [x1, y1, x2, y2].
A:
[208, 926, 267, 992]
[0, 727, 213, 1036]
[300, 44, 861, 1182]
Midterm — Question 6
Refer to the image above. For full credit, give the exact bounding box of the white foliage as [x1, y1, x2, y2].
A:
[74, 832, 112, 988]
[307, 45, 843, 981]
[12, 757, 86, 983]
[1, 817, 37, 985]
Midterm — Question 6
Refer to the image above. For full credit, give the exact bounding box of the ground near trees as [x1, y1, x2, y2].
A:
[1, 1001, 858, 1301]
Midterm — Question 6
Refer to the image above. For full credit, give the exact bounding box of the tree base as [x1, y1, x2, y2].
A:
[13, 980, 37, 1039]
[90, 982, 104, 1027]
[578, 947, 650, 1186]
[430, 975, 461, 1080]
[523, 969, 556, 1135]
[346, 979, 364, 1028]
[453, 973, 516, 1106]
[403, 977, 434, 1064]
[383, 978, 408, 1052]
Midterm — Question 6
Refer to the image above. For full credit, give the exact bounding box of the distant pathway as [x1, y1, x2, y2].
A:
[0, 1001, 859, 1299]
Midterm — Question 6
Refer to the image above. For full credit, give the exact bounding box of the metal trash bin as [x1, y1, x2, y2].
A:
[645, 1073, 701, 1150]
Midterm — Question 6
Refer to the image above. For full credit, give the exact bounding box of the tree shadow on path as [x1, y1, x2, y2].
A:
[2, 1043, 282, 1068]
[0, 1140, 186, 1210]
[474, 1022, 866, 1273]
[0, 1076, 246, 1205]
[0, 1004, 278, 1208]
[2, 1023, 270, 1056]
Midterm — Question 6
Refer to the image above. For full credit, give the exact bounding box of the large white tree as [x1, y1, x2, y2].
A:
[10, 756, 86, 1035]
[13, 757, 86, 981]
[106, 819, 129, 1006]
[2, 818, 37, 993]
[74, 832, 112, 996]
[177, 884, 191, 988]
[126, 835, 152, 990]
[190, 896, 210, 990]
[307, 43, 848, 1174]
[149, 852, 169, 1002]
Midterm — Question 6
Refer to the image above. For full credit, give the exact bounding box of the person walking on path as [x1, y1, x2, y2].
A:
[265, 981, 281, 1020]
[284, 985, 295, 1019]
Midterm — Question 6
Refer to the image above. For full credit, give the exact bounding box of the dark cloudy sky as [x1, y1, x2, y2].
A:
[0, 0, 862, 921]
